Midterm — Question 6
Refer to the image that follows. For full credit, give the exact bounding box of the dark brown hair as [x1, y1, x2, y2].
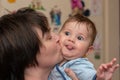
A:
[0, 8, 49, 80]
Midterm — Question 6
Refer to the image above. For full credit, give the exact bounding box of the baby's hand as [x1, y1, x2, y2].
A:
[96, 58, 119, 80]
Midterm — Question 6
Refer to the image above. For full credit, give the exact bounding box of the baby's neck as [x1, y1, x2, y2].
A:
[59, 58, 68, 66]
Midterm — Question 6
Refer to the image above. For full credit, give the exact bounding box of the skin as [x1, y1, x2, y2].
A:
[59, 21, 93, 61]
[36, 27, 63, 68]
[96, 58, 119, 80]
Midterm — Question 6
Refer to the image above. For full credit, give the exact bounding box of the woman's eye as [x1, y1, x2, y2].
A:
[48, 36, 52, 40]
[65, 31, 70, 36]
[77, 36, 84, 40]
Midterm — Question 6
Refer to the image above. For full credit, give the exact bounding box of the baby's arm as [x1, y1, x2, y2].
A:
[96, 58, 119, 80]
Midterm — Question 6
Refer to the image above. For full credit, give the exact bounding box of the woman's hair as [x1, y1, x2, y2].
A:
[60, 14, 97, 45]
[0, 8, 50, 80]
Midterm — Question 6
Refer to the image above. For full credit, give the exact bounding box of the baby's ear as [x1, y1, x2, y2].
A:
[87, 46, 94, 55]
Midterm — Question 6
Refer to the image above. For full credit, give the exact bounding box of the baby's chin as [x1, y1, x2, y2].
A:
[62, 50, 73, 58]
[62, 53, 74, 60]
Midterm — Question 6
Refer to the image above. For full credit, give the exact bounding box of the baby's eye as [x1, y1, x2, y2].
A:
[77, 36, 84, 40]
[65, 31, 70, 36]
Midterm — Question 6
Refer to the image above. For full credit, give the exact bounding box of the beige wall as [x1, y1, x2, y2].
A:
[103, 0, 119, 79]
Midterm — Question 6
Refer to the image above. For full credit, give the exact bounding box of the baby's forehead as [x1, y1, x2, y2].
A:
[62, 21, 93, 32]
[64, 21, 91, 30]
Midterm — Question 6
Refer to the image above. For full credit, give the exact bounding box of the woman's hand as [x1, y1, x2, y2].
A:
[65, 68, 79, 80]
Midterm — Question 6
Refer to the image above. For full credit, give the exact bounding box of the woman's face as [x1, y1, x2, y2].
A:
[35, 28, 63, 68]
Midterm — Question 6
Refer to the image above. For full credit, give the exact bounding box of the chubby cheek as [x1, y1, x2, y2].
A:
[77, 45, 89, 56]
[59, 36, 65, 47]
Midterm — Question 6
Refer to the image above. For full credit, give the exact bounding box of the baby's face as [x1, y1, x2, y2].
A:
[59, 22, 93, 60]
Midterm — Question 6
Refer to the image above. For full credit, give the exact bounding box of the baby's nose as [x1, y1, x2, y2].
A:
[68, 36, 75, 43]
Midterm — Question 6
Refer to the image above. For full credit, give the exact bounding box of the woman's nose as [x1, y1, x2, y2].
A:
[52, 32, 60, 42]
[55, 34, 60, 43]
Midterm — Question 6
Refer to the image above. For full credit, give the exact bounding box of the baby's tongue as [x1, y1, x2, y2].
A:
[66, 45, 73, 50]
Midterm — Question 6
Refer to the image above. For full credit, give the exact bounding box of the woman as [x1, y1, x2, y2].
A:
[0, 8, 78, 80]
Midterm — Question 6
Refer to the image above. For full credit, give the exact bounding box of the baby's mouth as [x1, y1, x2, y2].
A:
[65, 45, 74, 50]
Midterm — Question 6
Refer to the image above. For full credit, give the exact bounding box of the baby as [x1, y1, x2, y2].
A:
[49, 14, 119, 80]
